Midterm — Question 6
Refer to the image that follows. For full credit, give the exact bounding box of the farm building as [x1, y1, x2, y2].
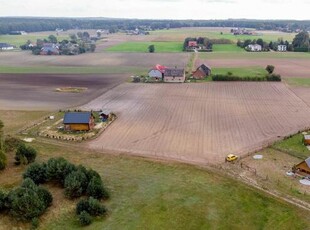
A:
[0, 43, 14, 50]
[40, 43, 60, 55]
[164, 68, 185, 83]
[293, 157, 310, 176]
[99, 110, 111, 121]
[63, 112, 95, 131]
[148, 69, 164, 81]
[304, 135, 310, 145]
[277, 45, 287, 52]
[192, 64, 212, 79]
[246, 44, 262, 52]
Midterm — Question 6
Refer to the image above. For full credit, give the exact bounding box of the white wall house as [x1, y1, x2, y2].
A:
[246, 44, 262, 52]
[0, 43, 14, 50]
[277, 45, 287, 52]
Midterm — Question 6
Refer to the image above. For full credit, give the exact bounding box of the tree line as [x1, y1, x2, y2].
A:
[1, 17, 310, 34]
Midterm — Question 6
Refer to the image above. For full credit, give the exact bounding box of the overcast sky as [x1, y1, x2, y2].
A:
[0, 0, 309, 20]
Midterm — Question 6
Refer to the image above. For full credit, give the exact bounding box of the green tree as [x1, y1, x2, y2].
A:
[0, 120, 7, 170]
[23, 163, 48, 184]
[148, 44, 155, 53]
[69, 34, 77, 42]
[256, 38, 264, 48]
[48, 35, 57, 43]
[266, 65, 275, 74]
[292, 31, 310, 49]
[15, 143, 37, 165]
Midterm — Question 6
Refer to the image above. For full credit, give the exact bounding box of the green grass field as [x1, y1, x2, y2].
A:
[0, 66, 145, 74]
[212, 44, 245, 52]
[0, 34, 69, 47]
[272, 133, 310, 160]
[0, 112, 309, 229]
[106, 41, 182, 53]
[212, 67, 267, 78]
[286, 78, 310, 87]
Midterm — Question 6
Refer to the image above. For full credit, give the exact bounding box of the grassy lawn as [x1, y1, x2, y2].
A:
[0, 140, 308, 229]
[286, 78, 310, 87]
[0, 66, 145, 74]
[272, 133, 310, 160]
[212, 44, 245, 52]
[106, 41, 182, 53]
[199, 51, 310, 59]
[0, 34, 69, 47]
[212, 67, 267, 78]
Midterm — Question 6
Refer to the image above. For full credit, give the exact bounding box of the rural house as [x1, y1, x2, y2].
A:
[246, 44, 262, 52]
[293, 157, 310, 176]
[164, 68, 185, 83]
[192, 64, 212, 79]
[304, 135, 310, 145]
[0, 43, 14, 50]
[148, 64, 166, 81]
[63, 112, 95, 131]
[277, 45, 287, 52]
[40, 43, 60, 55]
[188, 41, 198, 47]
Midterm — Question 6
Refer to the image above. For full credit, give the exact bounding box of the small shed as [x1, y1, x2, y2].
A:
[192, 64, 212, 79]
[63, 112, 95, 131]
[303, 135, 310, 145]
[294, 157, 310, 176]
[99, 110, 111, 121]
[148, 69, 163, 80]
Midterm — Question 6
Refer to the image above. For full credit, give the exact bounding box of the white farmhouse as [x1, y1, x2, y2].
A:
[246, 44, 262, 52]
[277, 45, 287, 52]
[0, 43, 14, 50]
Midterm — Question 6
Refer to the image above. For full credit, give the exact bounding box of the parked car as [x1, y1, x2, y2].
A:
[226, 154, 238, 162]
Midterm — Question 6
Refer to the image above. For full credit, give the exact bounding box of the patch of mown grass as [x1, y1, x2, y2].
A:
[106, 41, 182, 53]
[212, 67, 266, 78]
[286, 78, 310, 87]
[272, 133, 309, 160]
[212, 44, 245, 52]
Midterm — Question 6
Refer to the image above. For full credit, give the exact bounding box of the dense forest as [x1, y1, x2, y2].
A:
[1, 17, 310, 34]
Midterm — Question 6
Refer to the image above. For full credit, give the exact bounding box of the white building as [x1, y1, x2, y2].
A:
[277, 45, 287, 52]
[0, 43, 14, 50]
[246, 44, 262, 52]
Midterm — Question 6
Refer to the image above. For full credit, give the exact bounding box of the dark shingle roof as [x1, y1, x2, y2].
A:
[63, 112, 92, 124]
[164, 68, 184, 77]
[199, 64, 211, 73]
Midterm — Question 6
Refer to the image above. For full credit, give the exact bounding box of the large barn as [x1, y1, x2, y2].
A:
[163, 68, 185, 83]
[192, 64, 212, 79]
[63, 112, 95, 131]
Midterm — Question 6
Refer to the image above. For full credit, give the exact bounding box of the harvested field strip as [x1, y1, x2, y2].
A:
[84, 82, 310, 164]
[0, 66, 145, 74]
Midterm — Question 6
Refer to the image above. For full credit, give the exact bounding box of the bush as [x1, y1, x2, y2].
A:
[76, 197, 107, 217]
[4, 136, 22, 152]
[86, 177, 109, 200]
[0, 190, 8, 211]
[266, 73, 281, 81]
[15, 143, 37, 165]
[64, 169, 88, 198]
[31, 217, 39, 229]
[265, 65, 275, 74]
[37, 187, 53, 208]
[0, 149, 6, 170]
[46, 157, 76, 185]
[78, 211, 92, 226]
[23, 163, 48, 184]
[7, 179, 48, 220]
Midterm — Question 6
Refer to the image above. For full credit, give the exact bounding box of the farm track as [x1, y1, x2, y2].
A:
[83, 82, 310, 164]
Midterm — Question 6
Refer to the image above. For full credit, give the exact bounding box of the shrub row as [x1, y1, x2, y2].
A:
[23, 157, 110, 200]
[212, 73, 281, 82]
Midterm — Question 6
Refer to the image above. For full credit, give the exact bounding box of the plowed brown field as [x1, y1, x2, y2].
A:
[84, 82, 310, 164]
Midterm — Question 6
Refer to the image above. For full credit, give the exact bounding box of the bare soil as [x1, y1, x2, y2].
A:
[290, 86, 310, 107]
[83, 82, 310, 164]
[0, 73, 128, 110]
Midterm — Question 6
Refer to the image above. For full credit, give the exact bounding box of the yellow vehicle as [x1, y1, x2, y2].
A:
[226, 154, 238, 162]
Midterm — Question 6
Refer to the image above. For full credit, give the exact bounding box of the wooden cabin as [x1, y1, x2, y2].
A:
[192, 64, 212, 79]
[63, 112, 95, 131]
[304, 135, 310, 145]
[293, 157, 310, 176]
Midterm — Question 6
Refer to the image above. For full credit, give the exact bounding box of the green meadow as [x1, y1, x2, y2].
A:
[106, 41, 182, 53]
[212, 67, 267, 78]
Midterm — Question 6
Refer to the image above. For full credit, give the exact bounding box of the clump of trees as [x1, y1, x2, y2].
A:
[268, 39, 292, 51]
[237, 38, 269, 51]
[148, 44, 155, 53]
[15, 143, 37, 165]
[292, 31, 310, 52]
[183, 37, 213, 52]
